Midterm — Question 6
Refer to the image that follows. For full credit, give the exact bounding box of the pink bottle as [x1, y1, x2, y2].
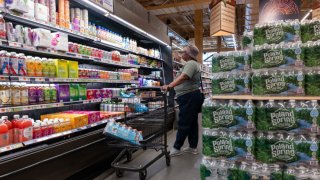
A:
[11, 114, 21, 143]
[2, 116, 12, 145]
[0, 119, 8, 147]
[32, 122, 42, 139]
[40, 122, 49, 137]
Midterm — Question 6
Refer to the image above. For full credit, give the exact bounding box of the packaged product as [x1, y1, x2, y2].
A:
[202, 99, 255, 131]
[69, 84, 79, 101]
[51, 32, 68, 51]
[256, 100, 299, 132]
[35, 2, 49, 22]
[68, 60, 78, 78]
[0, 15, 6, 40]
[9, 52, 19, 75]
[252, 69, 305, 96]
[78, 84, 87, 100]
[54, 59, 68, 78]
[24, 0, 35, 18]
[14, 25, 24, 44]
[5, 22, 14, 42]
[255, 132, 319, 167]
[301, 41, 320, 67]
[253, 20, 301, 46]
[202, 129, 255, 161]
[6, 0, 28, 13]
[33, 28, 51, 48]
[212, 72, 251, 95]
[56, 84, 70, 102]
[301, 20, 320, 43]
[295, 100, 320, 134]
[0, 51, 9, 75]
[305, 68, 320, 96]
[48, 0, 56, 24]
[48, 58, 56, 77]
[23, 27, 34, 46]
[212, 51, 251, 72]
[252, 43, 303, 69]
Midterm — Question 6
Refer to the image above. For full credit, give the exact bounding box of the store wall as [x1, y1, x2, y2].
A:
[113, 0, 170, 45]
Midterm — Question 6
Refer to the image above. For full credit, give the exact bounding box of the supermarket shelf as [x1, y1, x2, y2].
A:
[139, 65, 162, 70]
[2, 12, 164, 61]
[9, 76, 139, 84]
[139, 76, 162, 80]
[2, 12, 96, 41]
[0, 98, 112, 114]
[0, 115, 123, 153]
[0, 43, 139, 69]
[211, 95, 320, 100]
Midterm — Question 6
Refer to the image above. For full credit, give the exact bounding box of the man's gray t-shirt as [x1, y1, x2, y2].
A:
[174, 60, 201, 97]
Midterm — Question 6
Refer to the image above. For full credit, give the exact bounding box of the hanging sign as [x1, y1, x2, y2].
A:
[90, 0, 113, 13]
[259, 0, 301, 23]
[210, 0, 236, 36]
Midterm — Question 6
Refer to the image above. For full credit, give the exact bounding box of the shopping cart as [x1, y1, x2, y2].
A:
[103, 92, 170, 180]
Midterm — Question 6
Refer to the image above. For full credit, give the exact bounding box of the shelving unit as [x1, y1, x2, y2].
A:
[211, 95, 320, 101]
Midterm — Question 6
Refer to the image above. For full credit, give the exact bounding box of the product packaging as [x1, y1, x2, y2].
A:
[23, 27, 34, 46]
[54, 59, 68, 78]
[35, 2, 49, 22]
[305, 68, 320, 96]
[51, 32, 68, 51]
[212, 51, 251, 72]
[58, 0, 65, 27]
[212, 72, 251, 95]
[68, 60, 78, 78]
[24, 0, 35, 18]
[14, 25, 24, 44]
[5, 22, 15, 42]
[6, 0, 28, 13]
[301, 41, 320, 67]
[202, 99, 255, 131]
[48, 0, 56, 24]
[252, 43, 303, 69]
[253, 20, 301, 45]
[252, 69, 305, 96]
[242, 31, 253, 49]
[56, 84, 70, 102]
[301, 20, 320, 43]
[33, 28, 51, 48]
[255, 132, 319, 167]
[0, 15, 6, 40]
[78, 84, 87, 100]
[64, 0, 70, 28]
[69, 84, 79, 101]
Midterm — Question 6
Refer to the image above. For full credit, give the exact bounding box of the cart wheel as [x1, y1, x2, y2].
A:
[126, 151, 132, 162]
[116, 169, 123, 177]
[166, 155, 171, 166]
[139, 170, 147, 180]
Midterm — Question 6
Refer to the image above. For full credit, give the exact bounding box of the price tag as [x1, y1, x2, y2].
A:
[23, 45, 36, 51]
[8, 41, 22, 47]
[35, 77, 45, 82]
[0, 108, 9, 113]
[83, 100, 90, 104]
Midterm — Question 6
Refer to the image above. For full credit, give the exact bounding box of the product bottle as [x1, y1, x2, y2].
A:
[44, 86, 51, 103]
[11, 83, 21, 106]
[0, 51, 9, 75]
[32, 122, 42, 139]
[17, 115, 33, 142]
[28, 86, 37, 104]
[40, 121, 49, 137]
[2, 116, 12, 145]
[0, 15, 6, 40]
[11, 115, 20, 143]
[47, 121, 54, 135]
[50, 85, 57, 102]
[20, 84, 28, 105]
[17, 53, 26, 76]
[26, 56, 36, 77]
[34, 57, 43, 77]
[37, 86, 44, 103]
[0, 119, 8, 147]
[53, 118, 60, 133]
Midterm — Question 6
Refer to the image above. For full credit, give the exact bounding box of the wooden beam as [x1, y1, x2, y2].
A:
[194, 9, 203, 63]
[145, 0, 211, 11]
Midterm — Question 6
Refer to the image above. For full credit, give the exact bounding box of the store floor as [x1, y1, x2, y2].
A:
[94, 116, 202, 180]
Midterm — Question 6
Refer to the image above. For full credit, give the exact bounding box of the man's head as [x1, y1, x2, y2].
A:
[182, 45, 199, 61]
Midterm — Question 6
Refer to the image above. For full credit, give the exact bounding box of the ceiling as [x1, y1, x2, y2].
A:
[137, 0, 314, 52]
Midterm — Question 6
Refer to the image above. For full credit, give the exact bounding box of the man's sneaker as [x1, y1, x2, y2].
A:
[170, 148, 183, 157]
[182, 147, 199, 155]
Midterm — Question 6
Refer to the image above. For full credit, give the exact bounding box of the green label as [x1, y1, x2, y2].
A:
[220, 79, 236, 92]
[271, 141, 296, 161]
[270, 108, 295, 128]
[265, 76, 286, 92]
[219, 57, 236, 71]
[212, 137, 233, 156]
[263, 49, 284, 66]
[265, 26, 284, 42]
[213, 107, 234, 126]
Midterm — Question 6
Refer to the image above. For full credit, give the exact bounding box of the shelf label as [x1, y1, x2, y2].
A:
[0, 76, 8, 81]
[83, 100, 90, 104]
[35, 77, 45, 82]
[8, 41, 22, 47]
[19, 76, 30, 81]
[23, 45, 36, 51]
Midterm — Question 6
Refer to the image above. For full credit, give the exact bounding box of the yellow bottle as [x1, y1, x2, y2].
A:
[34, 57, 43, 77]
[26, 56, 36, 77]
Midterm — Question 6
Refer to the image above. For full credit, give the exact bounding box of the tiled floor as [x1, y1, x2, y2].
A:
[95, 117, 202, 180]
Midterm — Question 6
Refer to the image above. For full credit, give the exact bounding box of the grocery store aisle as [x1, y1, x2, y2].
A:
[95, 116, 202, 180]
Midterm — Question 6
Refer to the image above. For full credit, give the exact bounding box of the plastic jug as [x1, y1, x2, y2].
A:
[17, 115, 33, 142]
[11, 114, 20, 143]
[0, 119, 8, 147]
[2, 116, 12, 144]
[32, 122, 42, 139]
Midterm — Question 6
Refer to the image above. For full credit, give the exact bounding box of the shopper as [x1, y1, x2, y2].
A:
[162, 45, 204, 156]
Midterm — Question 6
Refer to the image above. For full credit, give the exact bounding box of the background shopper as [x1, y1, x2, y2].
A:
[162, 45, 203, 156]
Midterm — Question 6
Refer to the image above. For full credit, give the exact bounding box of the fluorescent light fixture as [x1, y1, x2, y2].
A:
[172, 43, 183, 50]
[108, 14, 169, 46]
[232, 34, 237, 51]
[81, 0, 108, 14]
[302, 9, 313, 22]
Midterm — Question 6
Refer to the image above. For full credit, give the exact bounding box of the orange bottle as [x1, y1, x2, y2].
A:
[11, 114, 20, 143]
[2, 116, 12, 145]
[0, 119, 8, 147]
[16, 115, 33, 142]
